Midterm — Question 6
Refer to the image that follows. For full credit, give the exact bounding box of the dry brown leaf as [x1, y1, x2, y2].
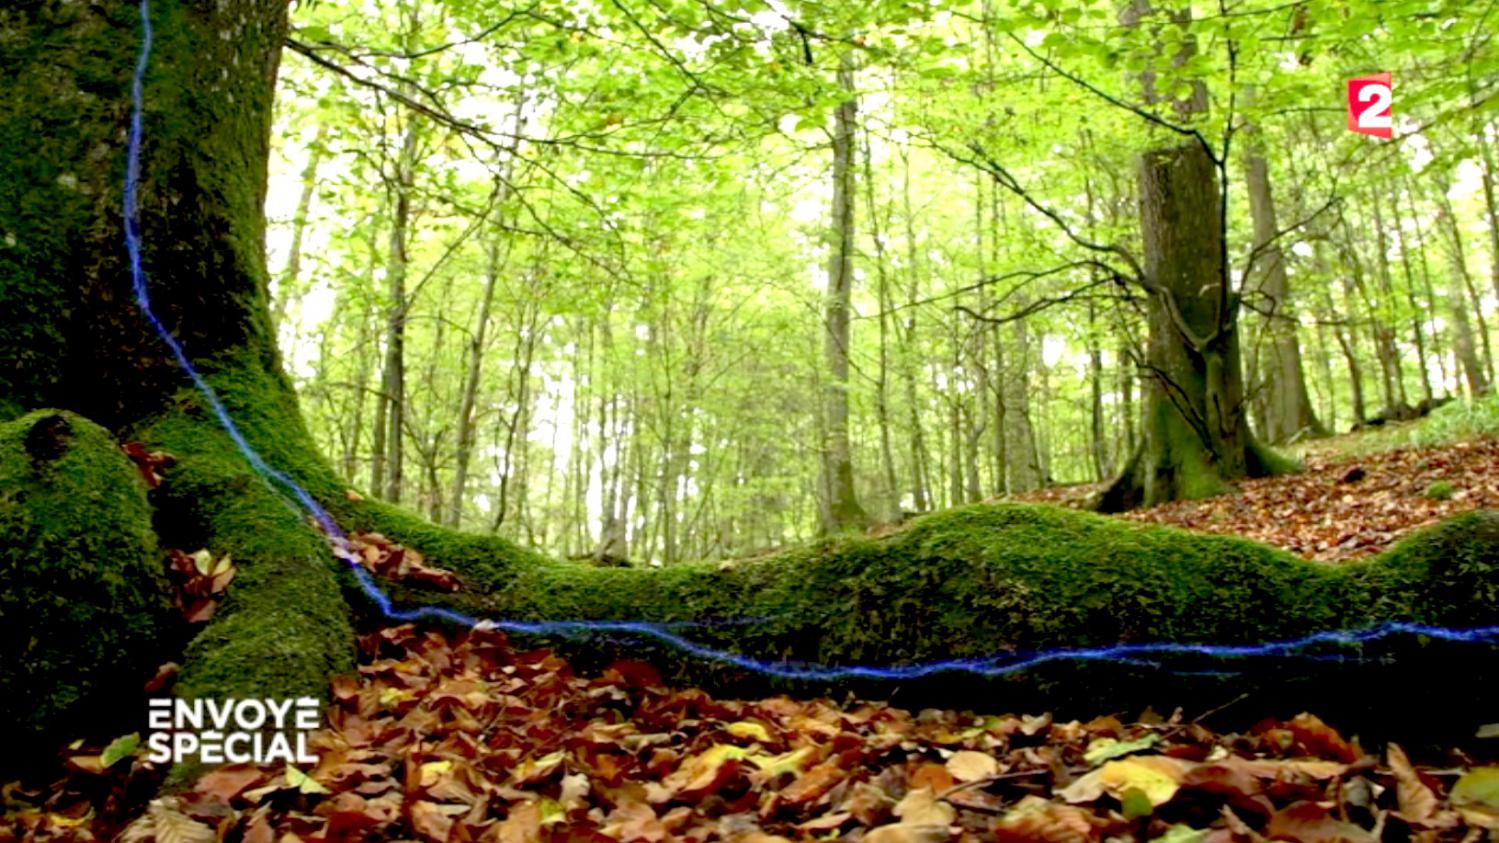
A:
[1387, 743, 1438, 822]
[863, 823, 952, 843]
[892, 787, 956, 826]
[118, 799, 215, 843]
[945, 750, 1000, 782]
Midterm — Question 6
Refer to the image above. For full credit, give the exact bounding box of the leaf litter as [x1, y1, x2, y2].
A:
[1018, 438, 1499, 560]
[7, 624, 1499, 842]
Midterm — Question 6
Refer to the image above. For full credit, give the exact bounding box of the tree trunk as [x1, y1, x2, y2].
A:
[272, 124, 325, 335]
[1098, 142, 1282, 512]
[449, 235, 501, 527]
[817, 53, 868, 533]
[1243, 152, 1323, 443]
[377, 115, 418, 504]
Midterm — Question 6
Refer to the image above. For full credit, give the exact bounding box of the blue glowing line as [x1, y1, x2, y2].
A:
[123, 0, 1499, 686]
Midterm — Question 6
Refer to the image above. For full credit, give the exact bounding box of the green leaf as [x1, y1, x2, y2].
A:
[100, 732, 140, 768]
[1121, 786, 1153, 820]
[286, 763, 330, 795]
[1084, 733, 1159, 765]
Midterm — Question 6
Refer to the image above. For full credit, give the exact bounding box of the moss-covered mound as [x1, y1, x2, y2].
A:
[0, 411, 172, 758]
[362, 500, 1498, 731]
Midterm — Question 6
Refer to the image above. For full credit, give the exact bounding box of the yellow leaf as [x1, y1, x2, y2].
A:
[285, 764, 329, 795]
[726, 721, 772, 742]
[418, 760, 453, 787]
[1059, 756, 1189, 806]
[892, 787, 955, 825]
[747, 746, 812, 776]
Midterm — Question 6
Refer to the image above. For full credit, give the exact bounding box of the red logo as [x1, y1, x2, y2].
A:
[1348, 73, 1393, 138]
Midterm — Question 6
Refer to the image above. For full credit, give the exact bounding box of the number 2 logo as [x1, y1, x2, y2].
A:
[1348, 73, 1393, 139]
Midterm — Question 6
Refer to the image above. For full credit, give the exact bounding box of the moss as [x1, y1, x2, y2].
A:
[1422, 480, 1456, 501]
[0, 411, 172, 761]
[364, 504, 1358, 711]
[136, 367, 354, 705]
[1247, 437, 1302, 477]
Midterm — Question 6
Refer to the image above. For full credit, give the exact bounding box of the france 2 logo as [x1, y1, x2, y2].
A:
[1348, 73, 1393, 139]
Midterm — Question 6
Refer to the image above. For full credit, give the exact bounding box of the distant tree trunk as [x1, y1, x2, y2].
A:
[1088, 302, 1108, 481]
[817, 53, 869, 533]
[863, 132, 901, 521]
[896, 149, 934, 512]
[1437, 201, 1493, 397]
[448, 234, 502, 526]
[1244, 151, 1323, 442]
[377, 119, 416, 504]
[1118, 341, 1136, 456]
[1306, 230, 1360, 427]
[1436, 189, 1495, 391]
[1479, 125, 1499, 306]
[1405, 175, 1452, 390]
[1338, 213, 1402, 413]
[273, 124, 325, 334]
[1384, 192, 1435, 403]
[1005, 314, 1043, 492]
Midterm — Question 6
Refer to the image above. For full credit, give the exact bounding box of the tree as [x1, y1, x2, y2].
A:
[817, 52, 870, 533]
[1243, 142, 1325, 444]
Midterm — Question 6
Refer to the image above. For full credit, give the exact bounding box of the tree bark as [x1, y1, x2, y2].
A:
[817, 53, 869, 533]
[1098, 142, 1280, 511]
[1098, 3, 1286, 512]
[1243, 152, 1323, 443]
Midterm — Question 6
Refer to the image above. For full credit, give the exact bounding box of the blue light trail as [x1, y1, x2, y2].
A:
[123, 0, 1499, 685]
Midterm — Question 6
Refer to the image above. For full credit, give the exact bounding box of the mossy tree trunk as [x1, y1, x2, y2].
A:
[1097, 3, 1288, 513]
[0, 0, 288, 425]
[1, 0, 355, 712]
[1098, 143, 1282, 511]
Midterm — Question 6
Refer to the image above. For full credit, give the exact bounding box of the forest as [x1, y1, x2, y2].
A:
[2, 0, 1499, 840]
[264, 0, 1498, 561]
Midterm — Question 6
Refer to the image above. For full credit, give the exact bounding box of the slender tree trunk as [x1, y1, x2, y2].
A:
[1383, 192, 1435, 403]
[273, 124, 326, 335]
[863, 133, 901, 520]
[448, 234, 502, 526]
[1243, 151, 1323, 442]
[1478, 126, 1499, 306]
[1437, 201, 1493, 397]
[1436, 189, 1495, 391]
[817, 53, 868, 532]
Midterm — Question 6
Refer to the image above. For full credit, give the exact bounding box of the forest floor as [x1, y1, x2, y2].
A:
[17, 623, 1499, 843]
[1014, 429, 1499, 562]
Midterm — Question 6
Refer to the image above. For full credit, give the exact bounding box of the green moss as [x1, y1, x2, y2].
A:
[136, 367, 354, 704]
[1423, 480, 1456, 501]
[0, 411, 172, 760]
[1247, 437, 1302, 477]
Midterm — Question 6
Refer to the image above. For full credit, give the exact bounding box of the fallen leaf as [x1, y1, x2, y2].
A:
[945, 749, 999, 782]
